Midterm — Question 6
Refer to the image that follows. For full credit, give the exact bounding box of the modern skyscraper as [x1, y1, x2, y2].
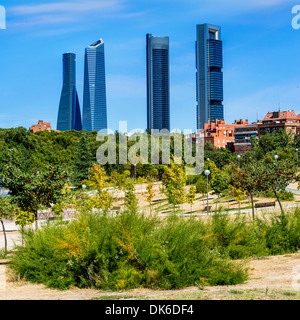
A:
[57, 52, 82, 131]
[196, 24, 223, 130]
[146, 33, 170, 132]
[82, 39, 108, 133]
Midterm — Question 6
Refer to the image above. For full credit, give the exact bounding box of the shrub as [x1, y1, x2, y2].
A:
[10, 208, 300, 291]
[255, 208, 300, 255]
[10, 210, 247, 290]
[262, 190, 294, 201]
[196, 177, 207, 194]
[207, 212, 268, 259]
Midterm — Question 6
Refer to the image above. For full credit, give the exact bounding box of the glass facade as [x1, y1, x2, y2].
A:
[147, 34, 170, 132]
[196, 24, 224, 129]
[83, 39, 108, 133]
[57, 53, 82, 131]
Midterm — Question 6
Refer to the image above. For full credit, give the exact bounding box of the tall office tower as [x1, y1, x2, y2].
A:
[196, 24, 223, 130]
[83, 39, 108, 133]
[57, 52, 82, 131]
[146, 33, 170, 132]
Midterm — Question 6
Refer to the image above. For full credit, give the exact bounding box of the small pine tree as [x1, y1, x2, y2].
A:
[196, 177, 207, 211]
[162, 159, 186, 213]
[144, 178, 155, 215]
[84, 164, 113, 211]
[73, 132, 93, 187]
[211, 172, 228, 209]
[230, 186, 247, 212]
[186, 186, 196, 214]
[124, 178, 138, 211]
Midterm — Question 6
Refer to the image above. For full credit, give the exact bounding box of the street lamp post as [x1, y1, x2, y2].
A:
[296, 149, 298, 169]
[204, 169, 210, 215]
[237, 154, 240, 167]
[274, 154, 278, 161]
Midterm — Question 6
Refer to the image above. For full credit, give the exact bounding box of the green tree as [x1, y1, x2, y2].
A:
[196, 177, 208, 211]
[0, 196, 17, 254]
[110, 170, 130, 205]
[14, 210, 36, 246]
[211, 172, 228, 209]
[230, 186, 247, 212]
[162, 160, 186, 212]
[73, 131, 93, 187]
[144, 178, 155, 215]
[2, 165, 68, 231]
[204, 160, 221, 181]
[231, 162, 261, 220]
[186, 186, 196, 214]
[84, 163, 113, 211]
[124, 178, 138, 211]
[258, 159, 296, 213]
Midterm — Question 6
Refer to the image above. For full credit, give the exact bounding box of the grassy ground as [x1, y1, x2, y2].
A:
[92, 288, 300, 300]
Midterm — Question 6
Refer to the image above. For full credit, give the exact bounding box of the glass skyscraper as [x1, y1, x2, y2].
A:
[82, 39, 108, 133]
[196, 24, 224, 130]
[146, 33, 170, 132]
[57, 52, 82, 131]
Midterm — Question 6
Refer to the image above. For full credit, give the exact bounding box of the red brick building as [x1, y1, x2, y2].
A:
[234, 110, 300, 155]
[204, 119, 249, 149]
[258, 110, 300, 137]
[30, 120, 52, 133]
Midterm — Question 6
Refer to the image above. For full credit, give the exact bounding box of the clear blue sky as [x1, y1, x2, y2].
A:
[0, 0, 300, 132]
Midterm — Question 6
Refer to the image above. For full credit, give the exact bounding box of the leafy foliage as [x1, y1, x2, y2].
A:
[1, 165, 68, 229]
[162, 159, 186, 210]
[73, 132, 93, 186]
[10, 210, 247, 290]
[11, 207, 300, 290]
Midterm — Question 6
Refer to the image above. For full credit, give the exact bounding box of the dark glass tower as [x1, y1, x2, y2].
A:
[146, 33, 170, 132]
[57, 52, 82, 131]
[83, 39, 108, 133]
[196, 24, 223, 129]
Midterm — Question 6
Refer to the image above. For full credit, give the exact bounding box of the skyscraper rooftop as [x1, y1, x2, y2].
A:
[82, 38, 108, 133]
[146, 33, 170, 132]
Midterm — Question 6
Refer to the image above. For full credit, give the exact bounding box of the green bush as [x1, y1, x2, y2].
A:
[208, 212, 268, 259]
[10, 210, 247, 290]
[262, 190, 294, 201]
[10, 208, 300, 291]
[196, 177, 208, 194]
[255, 208, 300, 255]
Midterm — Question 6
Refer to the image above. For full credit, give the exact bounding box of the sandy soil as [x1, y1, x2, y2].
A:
[1, 253, 300, 300]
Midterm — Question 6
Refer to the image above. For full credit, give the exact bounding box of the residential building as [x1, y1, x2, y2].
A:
[146, 33, 170, 132]
[204, 119, 244, 149]
[258, 110, 300, 137]
[196, 23, 223, 129]
[30, 120, 52, 133]
[82, 39, 108, 133]
[234, 122, 259, 155]
[57, 52, 82, 131]
[233, 110, 300, 155]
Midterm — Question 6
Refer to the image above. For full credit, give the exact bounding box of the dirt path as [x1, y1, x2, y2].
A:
[1, 253, 300, 300]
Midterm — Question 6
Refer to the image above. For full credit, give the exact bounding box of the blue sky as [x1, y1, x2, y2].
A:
[0, 0, 300, 132]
